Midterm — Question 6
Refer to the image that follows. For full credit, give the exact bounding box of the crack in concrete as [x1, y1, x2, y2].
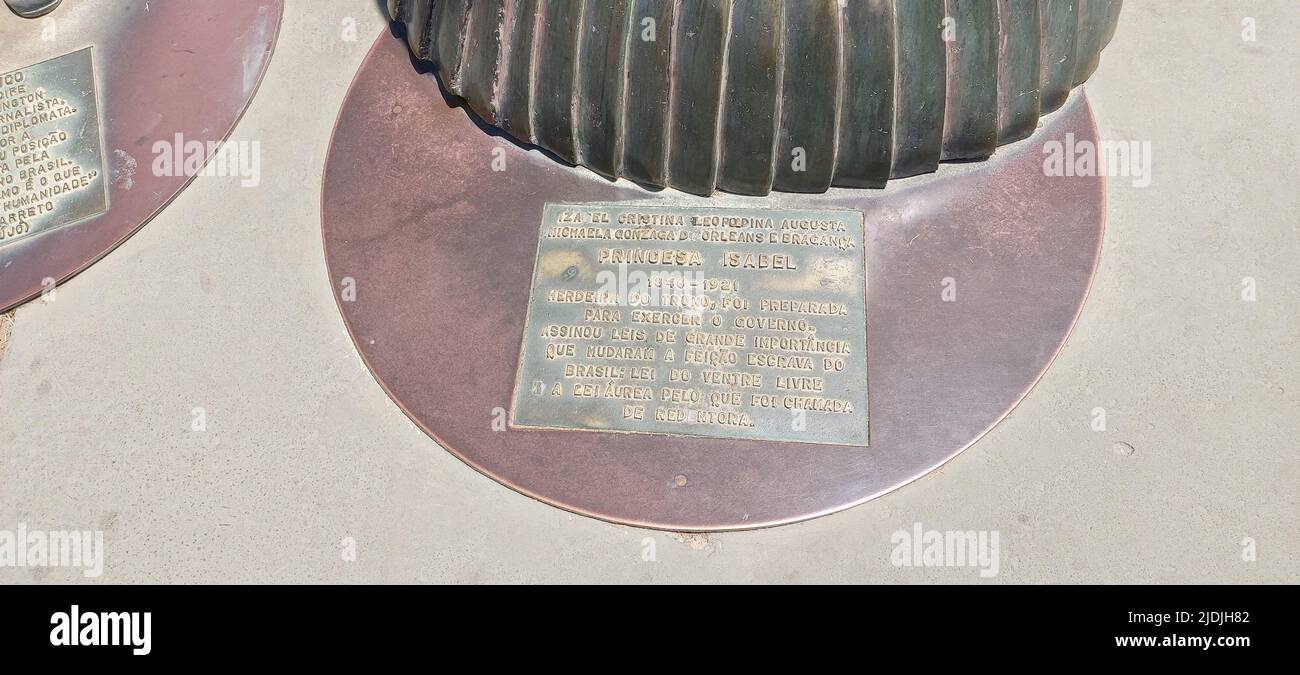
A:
[0, 311, 14, 363]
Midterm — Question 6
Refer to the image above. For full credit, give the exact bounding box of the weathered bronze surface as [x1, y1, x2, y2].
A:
[0, 48, 108, 248]
[0, 0, 283, 312]
[322, 33, 1106, 530]
[4, 0, 61, 19]
[389, 0, 1122, 195]
[510, 203, 869, 446]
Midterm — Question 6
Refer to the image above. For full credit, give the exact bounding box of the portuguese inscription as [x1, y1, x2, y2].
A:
[0, 48, 108, 247]
[510, 203, 869, 446]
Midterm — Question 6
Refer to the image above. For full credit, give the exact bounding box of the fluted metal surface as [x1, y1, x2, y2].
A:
[390, 0, 1121, 196]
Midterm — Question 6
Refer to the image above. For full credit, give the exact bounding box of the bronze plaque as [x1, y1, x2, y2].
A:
[509, 203, 869, 446]
[0, 47, 107, 247]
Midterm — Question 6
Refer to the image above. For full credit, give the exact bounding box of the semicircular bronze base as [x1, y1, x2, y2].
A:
[322, 32, 1105, 532]
[0, 0, 283, 312]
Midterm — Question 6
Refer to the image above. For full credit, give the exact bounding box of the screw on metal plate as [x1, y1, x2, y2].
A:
[5, 0, 61, 18]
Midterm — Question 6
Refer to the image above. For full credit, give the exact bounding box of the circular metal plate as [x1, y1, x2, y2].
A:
[0, 0, 283, 312]
[322, 32, 1105, 531]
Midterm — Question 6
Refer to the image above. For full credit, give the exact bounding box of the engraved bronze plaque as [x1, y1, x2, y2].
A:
[510, 203, 869, 446]
[0, 47, 108, 247]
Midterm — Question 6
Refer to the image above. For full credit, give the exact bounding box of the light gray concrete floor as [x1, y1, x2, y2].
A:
[1, 1, 1296, 583]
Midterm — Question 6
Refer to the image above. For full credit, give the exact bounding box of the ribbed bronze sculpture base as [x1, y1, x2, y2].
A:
[389, 0, 1121, 195]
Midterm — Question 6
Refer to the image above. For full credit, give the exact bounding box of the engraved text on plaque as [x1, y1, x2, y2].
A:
[510, 203, 869, 446]
[0, 48, 108, 247]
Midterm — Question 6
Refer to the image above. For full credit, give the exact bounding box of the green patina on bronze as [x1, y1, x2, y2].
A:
[389, 0, 1121, 196]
